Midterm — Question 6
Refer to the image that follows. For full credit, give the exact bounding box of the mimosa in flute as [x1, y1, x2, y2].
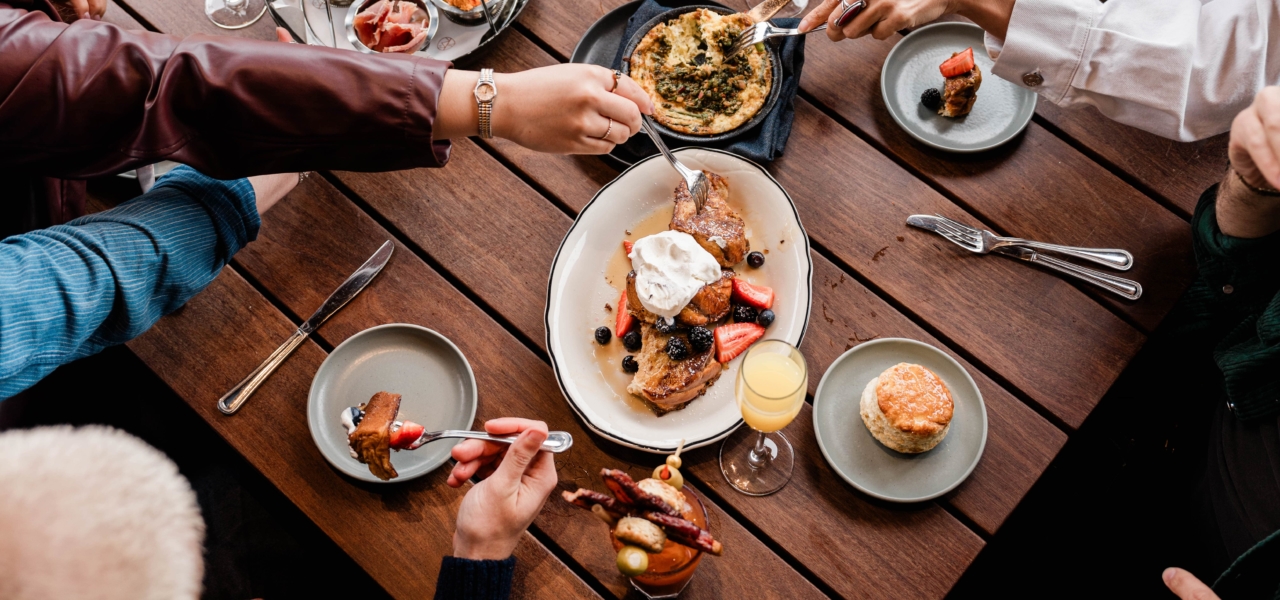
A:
[720, 339, 807, 495]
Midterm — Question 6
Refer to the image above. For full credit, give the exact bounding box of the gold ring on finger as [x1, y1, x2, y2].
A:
[598, 118, 614, 140]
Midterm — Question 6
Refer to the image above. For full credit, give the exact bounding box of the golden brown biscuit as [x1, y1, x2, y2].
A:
[859, 363, 953, 453]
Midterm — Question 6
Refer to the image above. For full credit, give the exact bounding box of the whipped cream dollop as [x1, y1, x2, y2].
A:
[629, 231, 721, 319]
[340, 407, 361, 458]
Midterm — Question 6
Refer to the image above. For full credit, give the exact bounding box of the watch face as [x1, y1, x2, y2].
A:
[476, 82, 497, 102]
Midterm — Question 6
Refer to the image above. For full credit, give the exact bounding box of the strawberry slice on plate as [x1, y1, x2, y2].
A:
[940, 47, 975, 78]
[732, 279, 774, 310]
[715, 322, 766, 363]
[623, 240, 634, 255]
[390, 420, 424, 450]
[616, 290, 635, 336]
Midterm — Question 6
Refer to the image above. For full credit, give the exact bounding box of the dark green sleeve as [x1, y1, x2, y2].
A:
[1191, 185, 1280, 421]
[432, 556, 515, 600]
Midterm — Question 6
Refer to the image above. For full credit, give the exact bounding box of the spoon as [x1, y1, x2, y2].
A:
[640, 116, 710, 210]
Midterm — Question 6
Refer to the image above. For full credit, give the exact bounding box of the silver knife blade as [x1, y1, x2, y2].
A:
[747, 0, 793, 22]
[300, 240, 394, 334]
[906, 214, 945, 233]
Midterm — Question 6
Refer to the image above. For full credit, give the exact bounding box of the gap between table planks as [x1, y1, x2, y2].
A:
[120, 0, 1148, 430]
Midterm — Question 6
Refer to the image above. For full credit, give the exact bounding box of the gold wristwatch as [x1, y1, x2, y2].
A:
[474, 68, 497, 139]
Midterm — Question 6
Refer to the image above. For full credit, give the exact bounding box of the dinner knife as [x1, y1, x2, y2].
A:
[907, 215, 1134, 271]
[217, 240, 395, 415]
[746, 0, 794, 22]
[994, 246, 1143, 300]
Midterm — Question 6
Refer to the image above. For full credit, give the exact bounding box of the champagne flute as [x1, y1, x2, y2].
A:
[719, 339, 807, 496]
[206, 0, 268, 30]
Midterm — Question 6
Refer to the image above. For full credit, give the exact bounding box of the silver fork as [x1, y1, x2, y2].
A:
[928, 222, 1143, 300]
[725, 22, 827, 60]
[930, 214, 1134, 271]
[640, 116, 709, 210]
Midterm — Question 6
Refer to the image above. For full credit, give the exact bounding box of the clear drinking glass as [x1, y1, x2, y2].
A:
[719, 339, 807, 496]
[206, 0, 268, 30]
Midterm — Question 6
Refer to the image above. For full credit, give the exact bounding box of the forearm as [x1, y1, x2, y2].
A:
[0, 167, 258, 398]
[1217, 171, 1280, 239]
[955, 0, 1014, 40]
[0, 4, 453, 179]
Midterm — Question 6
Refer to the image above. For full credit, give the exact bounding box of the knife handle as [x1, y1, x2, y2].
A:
[1031, 254, 1143, 300]
[1002, 238, 1133, 271]
[217, 328, 309, 415]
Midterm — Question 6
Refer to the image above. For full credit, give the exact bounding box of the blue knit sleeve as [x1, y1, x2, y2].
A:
[433, 556, 515, 600]
[0, 166, 258, 399]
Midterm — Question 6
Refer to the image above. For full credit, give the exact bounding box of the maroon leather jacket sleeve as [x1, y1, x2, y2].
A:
[0, 2, 452, 180]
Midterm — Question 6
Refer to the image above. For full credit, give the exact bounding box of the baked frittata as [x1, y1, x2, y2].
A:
[629, 9, 772, 135]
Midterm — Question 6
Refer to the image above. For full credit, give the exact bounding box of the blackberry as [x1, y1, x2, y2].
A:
[622, 330, 642, 351]
[688, 327, 714, 353]
[621, 355, 639, 373]
[747, 251, 765, 268]
[594, 326, 612, 345]
[665, 337, 690, 361]
[757, 309, 775, 328]
[921, 88, 942, 111]
[654, 318, 679, 334]
[733, 304, 758, 323]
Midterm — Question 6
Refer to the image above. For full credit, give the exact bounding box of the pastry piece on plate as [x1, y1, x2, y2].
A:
[626, 269, 734, 328]
[348, 391, 402, 480]
[859, 363, 953, 453]
[938, 48, 982, 118]
[670, 171, 749, 267]
[627, 323, 723, 415]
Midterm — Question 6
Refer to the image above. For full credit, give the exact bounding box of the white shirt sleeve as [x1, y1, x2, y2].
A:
[983, 0, 1280, 141]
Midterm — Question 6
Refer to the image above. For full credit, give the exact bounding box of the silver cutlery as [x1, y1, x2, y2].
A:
[641, 116, 710, 210]
[404, 426, 573, 453]
[994, 246, 1143, 300]
[726, 22, 827, 60]
[217, 240, 394, 415]
[745, 0, 796, 22]
[909, 214, 1134, 271]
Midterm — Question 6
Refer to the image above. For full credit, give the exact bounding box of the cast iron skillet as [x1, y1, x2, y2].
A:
[620, 4, 784, 144]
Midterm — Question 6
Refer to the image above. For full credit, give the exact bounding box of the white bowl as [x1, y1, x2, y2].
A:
[546, 148, 813, 453]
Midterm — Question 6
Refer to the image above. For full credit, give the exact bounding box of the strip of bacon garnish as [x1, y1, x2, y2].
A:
[561, 488, 627, 520]
[640, 511, 723, 556]
[601, 469, 680, 517]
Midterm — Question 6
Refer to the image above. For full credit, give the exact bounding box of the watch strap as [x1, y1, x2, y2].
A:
[476, 68, 495, 139]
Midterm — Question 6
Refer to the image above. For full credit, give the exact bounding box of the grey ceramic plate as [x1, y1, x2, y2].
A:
[308, 324, 478, 483]
[812, 338, 987, 502]
[881, 22, 1036, 153]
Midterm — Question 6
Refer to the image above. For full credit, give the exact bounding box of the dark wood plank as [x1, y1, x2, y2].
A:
[116, 0, 278, 40]
[125, 268, 598, 600]
[1034, 102, 1228, 218]
[232, 176, 829, 599]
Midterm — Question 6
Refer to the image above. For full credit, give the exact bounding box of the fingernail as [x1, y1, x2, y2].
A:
[1162, 568, 1176, 584]
[92, 14, 102, 20]
[81, 11, 91, 19]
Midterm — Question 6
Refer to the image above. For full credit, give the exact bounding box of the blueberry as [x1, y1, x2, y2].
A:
[623, 330, 642, 351]
[665, 337, 690, 361]
[757, 309, 775, 328]
[921, 88, 942, 111]
[622, 355, 639, 373]
[688, 327, 714, 353]
[733, 304, 758, 323]
[747, 251, 765, 268]
[595, 326, 612, 345]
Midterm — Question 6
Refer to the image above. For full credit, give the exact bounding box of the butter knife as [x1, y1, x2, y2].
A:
[218, 240, 395, 415]
[994, 246, 1143, 300]
[746, 0, 794, 22]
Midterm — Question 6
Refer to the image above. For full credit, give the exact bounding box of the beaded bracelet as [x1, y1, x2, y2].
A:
[1228, 162, 1280, 197]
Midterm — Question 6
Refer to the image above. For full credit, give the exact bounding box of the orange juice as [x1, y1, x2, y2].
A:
[737, 347, 806, 433]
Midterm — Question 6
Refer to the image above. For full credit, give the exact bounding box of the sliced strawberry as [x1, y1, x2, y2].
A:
[715, 322, 766, 363]
[390, 420, 424, 449]
[940, 47, 975, 78]
[731, 279, 774, 309]
[615, 290, 635, 337]
[623, 240, 634, 255]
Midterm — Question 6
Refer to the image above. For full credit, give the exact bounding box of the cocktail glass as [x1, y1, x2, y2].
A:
[719, 339, 807, 496]
[205, 0, 268, 29]
[611, 486, 709, 599]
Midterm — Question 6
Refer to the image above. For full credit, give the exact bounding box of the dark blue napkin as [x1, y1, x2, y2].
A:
[610, 0, 805, 165]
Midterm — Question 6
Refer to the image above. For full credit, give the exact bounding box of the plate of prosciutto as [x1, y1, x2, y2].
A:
[546, 148, 812, 453]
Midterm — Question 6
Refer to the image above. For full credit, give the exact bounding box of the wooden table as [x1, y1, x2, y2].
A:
[93, 0, 1226, 597]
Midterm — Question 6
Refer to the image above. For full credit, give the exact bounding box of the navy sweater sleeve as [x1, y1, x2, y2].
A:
[433, 556, 515, 600]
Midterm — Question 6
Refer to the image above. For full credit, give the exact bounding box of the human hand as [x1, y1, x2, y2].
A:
[1228, 86, 1280, 192]
[800, 0, 953, 41]
[447, 418, 558, 561]
[1163, 568, 1220, 600]
[491, 64, 655, 154]
[49, 0, 107, 21]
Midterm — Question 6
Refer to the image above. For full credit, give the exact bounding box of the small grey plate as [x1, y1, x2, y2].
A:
[812, 338, 987, 503]
[308, 324, 478, 483]
[880, 22, 1036, 153]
